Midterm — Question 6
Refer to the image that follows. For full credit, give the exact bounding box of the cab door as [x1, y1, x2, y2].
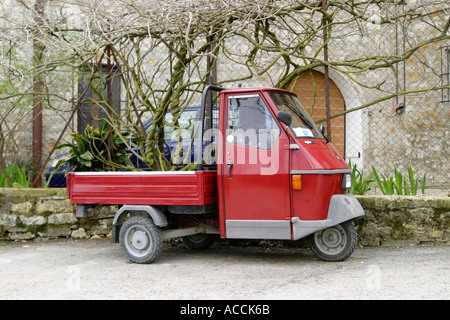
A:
[220, 92, 291, 239]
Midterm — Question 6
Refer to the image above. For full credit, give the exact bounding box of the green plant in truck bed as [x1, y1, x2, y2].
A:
[56, 121, 134, 172]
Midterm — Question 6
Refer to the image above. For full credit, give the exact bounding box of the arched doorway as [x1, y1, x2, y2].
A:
[289, 70, 346, 157]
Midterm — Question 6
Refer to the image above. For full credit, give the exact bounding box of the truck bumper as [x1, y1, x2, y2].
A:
[292, 194, 365, 240]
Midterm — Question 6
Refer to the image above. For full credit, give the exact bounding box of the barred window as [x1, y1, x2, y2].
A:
[77, 63, 122, 132]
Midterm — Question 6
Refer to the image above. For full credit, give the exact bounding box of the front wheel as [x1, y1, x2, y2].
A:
[119, 216, 163, 264]
[308, 220, 357, 262]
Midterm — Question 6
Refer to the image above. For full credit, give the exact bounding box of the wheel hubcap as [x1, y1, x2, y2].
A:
[125, 226, 152, 257]
[131, 230, 149, 250]
[315, 225, 346, 254]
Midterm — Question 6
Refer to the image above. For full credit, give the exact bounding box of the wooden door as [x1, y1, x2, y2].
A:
[289, 70, 346, 157]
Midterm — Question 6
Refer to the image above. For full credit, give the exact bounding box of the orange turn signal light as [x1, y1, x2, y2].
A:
[292, 175, 303, 190]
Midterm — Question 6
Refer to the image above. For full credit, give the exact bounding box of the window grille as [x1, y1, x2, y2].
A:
[77, 63, 122, 133]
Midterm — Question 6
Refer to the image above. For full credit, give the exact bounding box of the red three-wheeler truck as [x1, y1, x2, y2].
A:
[67, 85, 365, 263]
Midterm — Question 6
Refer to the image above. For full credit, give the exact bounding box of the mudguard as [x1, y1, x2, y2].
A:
[111, 205, 168, 243]
[326, 194, 365, 226]
[292, 194, 365, 240]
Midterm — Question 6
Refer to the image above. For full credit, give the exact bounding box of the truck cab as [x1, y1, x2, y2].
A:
[212, 87, 363, 260]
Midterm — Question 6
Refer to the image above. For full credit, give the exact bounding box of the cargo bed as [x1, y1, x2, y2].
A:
[66, 171, 218, 206]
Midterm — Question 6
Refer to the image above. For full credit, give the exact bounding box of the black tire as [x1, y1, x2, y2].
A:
[182, 234, 217, 249]
[119, 216, 163, 264]
[308, 220, 357, 262]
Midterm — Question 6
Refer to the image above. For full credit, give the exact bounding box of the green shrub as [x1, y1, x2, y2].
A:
[348, 161, 374, 195]
[0, 164, 30, 188]
[56, 121, 134, 172]
[372, 166, 426, 196]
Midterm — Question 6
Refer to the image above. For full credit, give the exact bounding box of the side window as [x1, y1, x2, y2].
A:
[227, 94, 280, 149]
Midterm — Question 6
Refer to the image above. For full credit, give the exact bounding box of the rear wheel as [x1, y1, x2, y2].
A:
[119, 216, 163, 264]
[308, 220, 357, 262]
[182, 234, 217, 249]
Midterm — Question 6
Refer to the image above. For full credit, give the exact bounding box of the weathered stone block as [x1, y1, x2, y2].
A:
[6, 227, 28, 233]
[48, 213, 77, 225]
[71, 228, 88, 239]
[46, 227, 71, 238]
[0, 214, 17, 227]
[11, 202, 32, 215]
[8, 231, 35, 241]
[19, 215, 46, 226]
[89, 220, 110, 236]
[36, 200, 73, 215]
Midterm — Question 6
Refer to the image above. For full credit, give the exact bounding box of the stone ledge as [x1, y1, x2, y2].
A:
[0, 188, 110, 241]
[355, 195, 449, 246]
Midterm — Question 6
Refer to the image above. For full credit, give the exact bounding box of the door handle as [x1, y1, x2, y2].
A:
[227, 161, 233, 178]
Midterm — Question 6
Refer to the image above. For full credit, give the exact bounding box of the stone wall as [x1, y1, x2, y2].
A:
[355, 195, 450, 246]
[0, 188, 448, 247]
[0, 188, 113, 241]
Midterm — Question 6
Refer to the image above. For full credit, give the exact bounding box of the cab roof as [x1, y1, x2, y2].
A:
[220, 87, 290, 94]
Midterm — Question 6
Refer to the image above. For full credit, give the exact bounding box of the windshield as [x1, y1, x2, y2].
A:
[268, 91, 324, 139]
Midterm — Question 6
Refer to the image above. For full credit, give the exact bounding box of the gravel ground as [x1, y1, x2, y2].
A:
[0, 239, 448, 300]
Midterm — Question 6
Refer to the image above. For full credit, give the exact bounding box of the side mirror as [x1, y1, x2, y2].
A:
[319, 124, 325, 135]
[277, 111, 292, 127]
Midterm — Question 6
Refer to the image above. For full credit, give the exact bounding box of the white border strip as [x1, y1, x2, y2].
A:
[72, 171, 196, 176]
[291, 169, 351, 175]
[228, 94, 260, 100]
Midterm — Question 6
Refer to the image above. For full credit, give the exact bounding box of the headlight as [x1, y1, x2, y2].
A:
[342, 173, 352, 190]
